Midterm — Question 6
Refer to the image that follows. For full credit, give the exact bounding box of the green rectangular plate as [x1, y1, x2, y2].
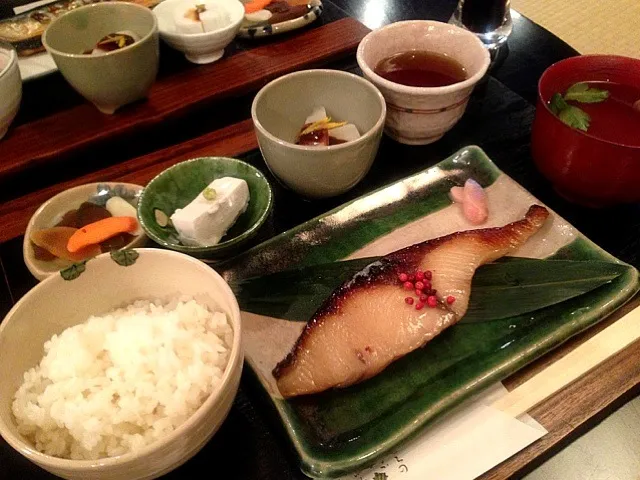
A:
[218, 146, 639, 478]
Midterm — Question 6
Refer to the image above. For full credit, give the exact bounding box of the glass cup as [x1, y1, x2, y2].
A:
[449, 0, 512, 49]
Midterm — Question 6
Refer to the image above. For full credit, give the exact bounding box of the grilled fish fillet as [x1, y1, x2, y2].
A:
[273, 205, 549, 398]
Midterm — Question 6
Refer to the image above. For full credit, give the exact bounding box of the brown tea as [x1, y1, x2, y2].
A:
[374, 51, 468, 87]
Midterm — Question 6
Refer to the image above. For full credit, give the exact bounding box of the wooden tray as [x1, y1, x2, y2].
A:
[0, 119, 257, 245]
[0, 17, 369, 181]
[1, 117, 640, 480]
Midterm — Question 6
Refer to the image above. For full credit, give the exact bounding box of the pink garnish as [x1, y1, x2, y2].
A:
[449, 186, 465, 203]
[396, 269, 446, 309]
[450, 178, 489, 225]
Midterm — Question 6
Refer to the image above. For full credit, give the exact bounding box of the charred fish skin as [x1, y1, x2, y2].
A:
[273, 205, 549, 398]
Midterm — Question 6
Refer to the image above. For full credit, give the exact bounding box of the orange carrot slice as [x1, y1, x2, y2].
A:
[244, 0, 272, 14]
[67, 216, 138, 253]
[31, 227, 102, 262]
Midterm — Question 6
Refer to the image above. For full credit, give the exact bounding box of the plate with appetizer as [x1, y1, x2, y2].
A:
[23, 182, 147, 280]
[0, 0, 160, 81]
[217, 146, 639, 477]
[137, 156, 273, 259]
[238, 0, 323, 39]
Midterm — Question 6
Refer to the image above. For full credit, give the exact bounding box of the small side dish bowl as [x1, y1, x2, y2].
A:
[0, 41, 21, 141]
[356, 20, 490, 145]
[138, 157, 273, 259]
[0, 248, 243, 480]
[42, 2, 159, 114]
[24, 182, 147, 282]
[251, 69, 386, 199]
[154, 0, 244, 64]
[237, 0, 323, 39]
[531, 55, 640, 207]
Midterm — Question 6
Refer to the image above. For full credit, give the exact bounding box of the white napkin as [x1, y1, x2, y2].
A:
[341, 384, 546, 480]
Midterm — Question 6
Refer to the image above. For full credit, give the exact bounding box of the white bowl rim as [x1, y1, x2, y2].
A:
[23, 182, 146, 281]
[41, 2, 158, 59]
[154, 0, 245, 39]
[0, 42, 17, 79]
[356, 20, 491, 95]
[251, 68, 387, 152]
[0, 248, 243, 470]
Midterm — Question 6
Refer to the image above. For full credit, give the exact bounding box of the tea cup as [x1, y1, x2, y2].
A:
[356, 20, 490, 145]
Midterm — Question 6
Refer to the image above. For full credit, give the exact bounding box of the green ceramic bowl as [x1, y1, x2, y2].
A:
[138, 157, 273, 259]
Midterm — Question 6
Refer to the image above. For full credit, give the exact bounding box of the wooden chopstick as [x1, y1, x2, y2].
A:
[492, 304, 640, 418]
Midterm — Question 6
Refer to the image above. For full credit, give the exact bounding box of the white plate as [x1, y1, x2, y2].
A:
[18, 51, 57, 81]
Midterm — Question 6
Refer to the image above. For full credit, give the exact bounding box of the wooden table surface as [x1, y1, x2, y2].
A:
[1, 1, 638, 479]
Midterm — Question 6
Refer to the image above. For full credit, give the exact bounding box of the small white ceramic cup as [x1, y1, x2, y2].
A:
[0, 42, 22, 141]
[154, 0, 245, 64]
[357, 20, 490, 145]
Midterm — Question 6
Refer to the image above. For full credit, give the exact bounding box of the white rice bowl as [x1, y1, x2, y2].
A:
[12, 297, 233, 460]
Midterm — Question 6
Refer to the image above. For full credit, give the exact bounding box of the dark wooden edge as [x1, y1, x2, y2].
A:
[0, 119, 257, 244]
[3, 116, 640, 478]
[0, 17, 369, 180]
[481, 295, 640, 479]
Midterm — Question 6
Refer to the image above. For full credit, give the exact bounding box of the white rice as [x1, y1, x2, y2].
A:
[12, 298, 233, 460]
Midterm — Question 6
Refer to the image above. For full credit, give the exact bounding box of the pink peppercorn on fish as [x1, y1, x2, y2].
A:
[273, 205, 549, 398]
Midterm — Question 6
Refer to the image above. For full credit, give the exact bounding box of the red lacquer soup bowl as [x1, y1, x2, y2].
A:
[531, 55, 640, 207]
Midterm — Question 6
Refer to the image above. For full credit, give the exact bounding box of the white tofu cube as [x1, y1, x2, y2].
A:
[173, 6, 204, 34]
[170, 177, 250, 247]
[200, 5, 230, 32]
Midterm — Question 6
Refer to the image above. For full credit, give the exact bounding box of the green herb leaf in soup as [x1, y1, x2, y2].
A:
[549, 92, 569, 115]
[564, 82, 610, 103]
[559, 105, 591, 131]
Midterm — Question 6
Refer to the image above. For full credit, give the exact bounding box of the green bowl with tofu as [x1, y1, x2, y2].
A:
[137, 157, 273, 259]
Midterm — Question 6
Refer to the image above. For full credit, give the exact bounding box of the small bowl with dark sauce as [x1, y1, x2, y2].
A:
[23, 183, 147, 281]
[356, 20, 490, 145]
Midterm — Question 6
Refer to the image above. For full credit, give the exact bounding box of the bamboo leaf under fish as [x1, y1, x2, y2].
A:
[229, 257, 631, 324]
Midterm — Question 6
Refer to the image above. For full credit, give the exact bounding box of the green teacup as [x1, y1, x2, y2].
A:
[42, 2, 159, 114]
